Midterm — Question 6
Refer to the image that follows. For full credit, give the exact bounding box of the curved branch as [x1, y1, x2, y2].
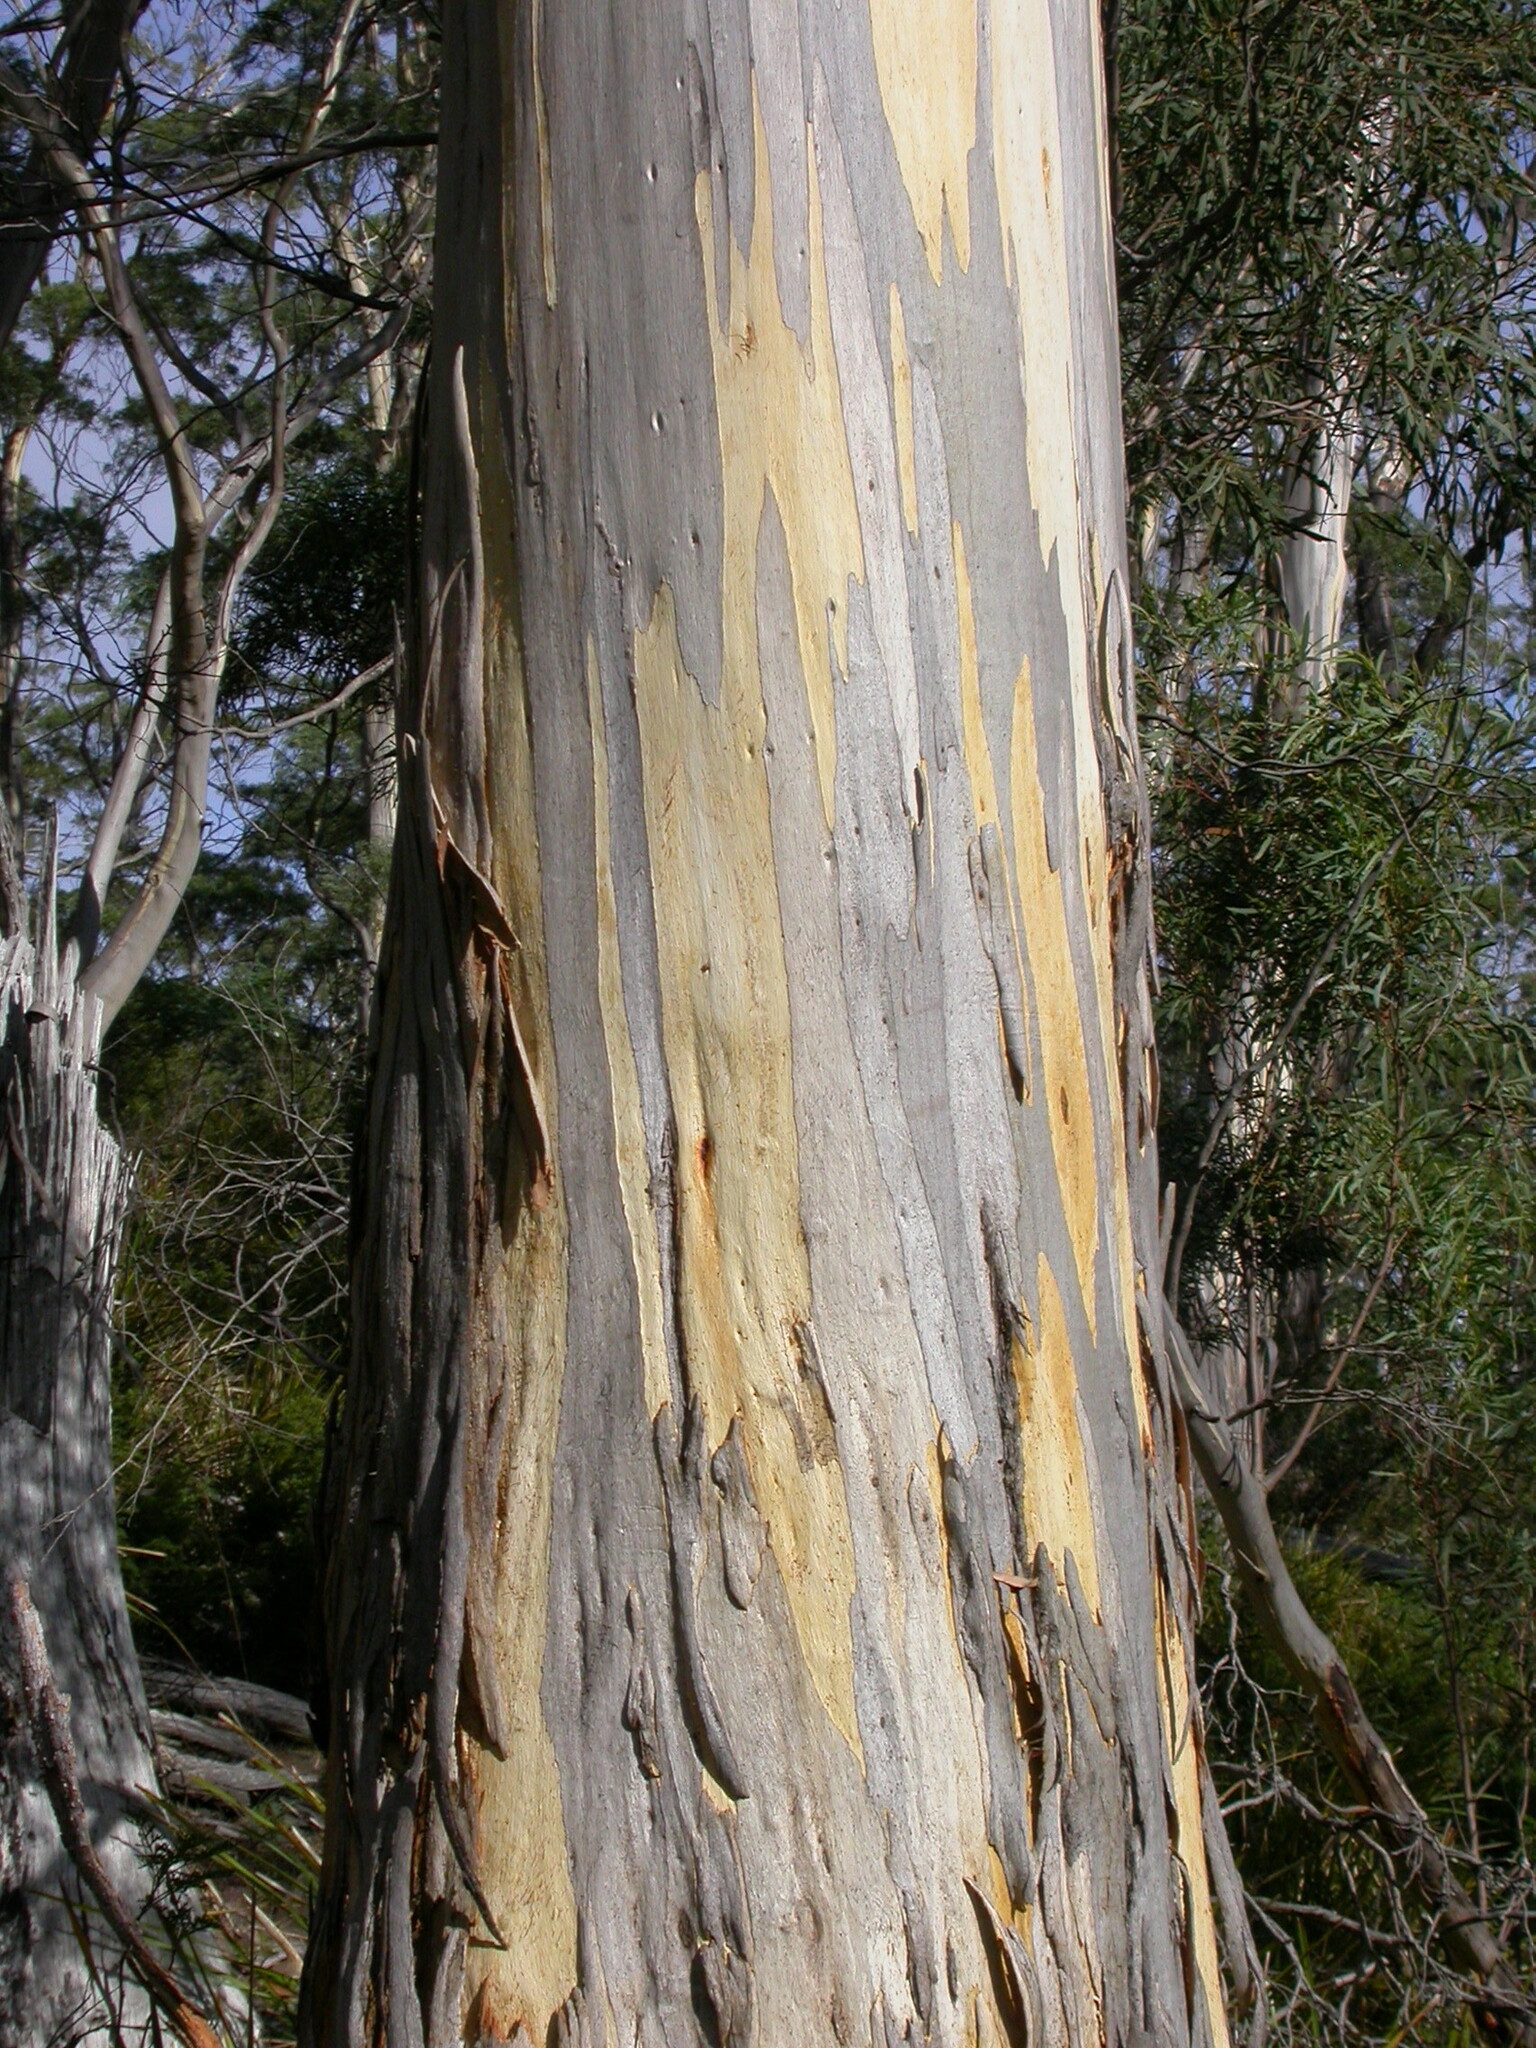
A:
[51, 0, 412, 1026]
[63, 567, 173, 975]
[1159, 1299, 1536, 2043]
[216, 653, 393, 740]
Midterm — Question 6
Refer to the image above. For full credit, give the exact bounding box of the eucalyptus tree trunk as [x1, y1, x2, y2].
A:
[0, 919, 157, 2046]
[1275, 395, 1357, 707]
[305, 4, 1240, 2044]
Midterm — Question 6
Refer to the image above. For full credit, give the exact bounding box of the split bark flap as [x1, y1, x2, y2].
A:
[965, 1875, 1046, 2048]
[970, 826, 1031, 1102]
[937, 1437, 1034, 1915]
[708, 1415, 764, 1614]
[305, 348, 554, 2042]
[653, 1396, 750, 1804]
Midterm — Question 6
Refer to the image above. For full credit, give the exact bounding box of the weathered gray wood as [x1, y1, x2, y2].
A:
[141, 1660, 313, 1748]
[304, 4, 1240, 2043]
[0, 923, 158, 2046]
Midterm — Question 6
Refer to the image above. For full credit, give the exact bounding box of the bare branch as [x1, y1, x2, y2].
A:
[1160, 1299, 1536, 2042]
[217, 653, 393, 741]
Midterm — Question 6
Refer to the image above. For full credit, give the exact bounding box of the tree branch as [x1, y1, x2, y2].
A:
[1263, 1227, 1397, 1492]
[1158, 1299, 1536, 2042]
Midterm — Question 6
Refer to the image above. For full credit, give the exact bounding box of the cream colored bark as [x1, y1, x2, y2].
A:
[1277, 397, 1358, 702]
[304, 5, 1242, 2045]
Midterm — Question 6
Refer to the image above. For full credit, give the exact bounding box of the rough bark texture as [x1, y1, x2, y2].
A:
[305, 4, 1236, 2044]
[0, 918, 157, 2047]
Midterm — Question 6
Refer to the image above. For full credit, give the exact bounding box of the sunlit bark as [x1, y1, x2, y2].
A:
[305, 4, 1239, 2043]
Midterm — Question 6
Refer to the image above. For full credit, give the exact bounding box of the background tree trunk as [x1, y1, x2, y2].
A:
[306, 3, 1238, 2043]
[1275, 397, 1357, 707]
[0, 914, 156, 2046]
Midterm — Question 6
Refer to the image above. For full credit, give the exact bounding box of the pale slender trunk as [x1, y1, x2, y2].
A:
[0, 24, 425, 2039]
[1272, 113, 1389, 713]
[306, 4, 1238, 2044]
[1354, 439, 1408, 681]
[1275, 396, 1357, 709]
[363, 701, 398, 852]
[0, 915, 157, 2046]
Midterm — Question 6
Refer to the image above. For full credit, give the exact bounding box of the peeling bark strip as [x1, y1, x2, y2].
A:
[0, 920, 158, 2046]
[305, 4, 1238, 2045]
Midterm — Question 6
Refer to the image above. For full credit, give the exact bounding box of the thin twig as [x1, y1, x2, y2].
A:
[215, 654, 392, 741]
[1264, 1226, 1398, 1491]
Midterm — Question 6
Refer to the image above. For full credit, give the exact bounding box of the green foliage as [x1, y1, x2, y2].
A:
[1142, 585, 1536, 2034]
[232, 449, 408, 700]
[1117, 0, 1536, 2028]
[108, 961, 349, 1693]
[1116, 0, 1536, 595]
[144, 1736, 324, 2046]
[56, 1726, 325, 2046]
[1201, 1522, 1536, 2043]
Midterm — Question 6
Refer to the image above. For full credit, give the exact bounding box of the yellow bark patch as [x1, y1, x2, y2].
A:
[988, 0, 1078, 590]
[1011, 1256, 1100, 1609]
[990, 7, 1134, 1366]
[531, 0, 556, 306]
[465, 347, 578, 2031]
[889, 284, 919, 535]
[697, 89, 864, 827]
[701, 1763, 736, 1815]
[470, 1208, 579, 2026]
[1155, 1571, 1233, 2048]
[587, 638, 671, 1418]
[867, 0, 976, 280]
[972, 1990, 1012, 2048]
[630, 583, 860, 1757]
[989, 3, 1126, 1123]
[1007, 655, 1099, 1327]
